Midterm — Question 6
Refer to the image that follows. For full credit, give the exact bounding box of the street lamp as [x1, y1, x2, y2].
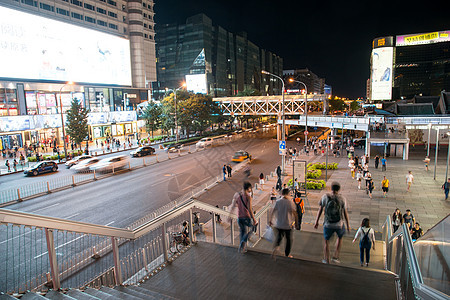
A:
[445, 132, 450, 181]
[59, 81, 73, 162]
[289, 79, 308, 146]
[427, 123, 432, 157]
[262, 70, 286, 174]
[167, 83, 186, 143]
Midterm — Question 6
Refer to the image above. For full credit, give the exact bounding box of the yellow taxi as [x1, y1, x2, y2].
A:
[232, 150, 251, 162]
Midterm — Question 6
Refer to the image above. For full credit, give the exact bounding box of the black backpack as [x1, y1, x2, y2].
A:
[325, 194, 342, 223]
[360, 228, 372, 249]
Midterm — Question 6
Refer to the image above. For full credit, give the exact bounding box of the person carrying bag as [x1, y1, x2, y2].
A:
[352, 218, 375, 267]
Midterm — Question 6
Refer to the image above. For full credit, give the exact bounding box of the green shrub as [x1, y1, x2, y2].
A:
[28, 156, 37, 162]
[306, 169, 322, 179]
[306, 179, 326, 189]
[307, 162, 338, 170]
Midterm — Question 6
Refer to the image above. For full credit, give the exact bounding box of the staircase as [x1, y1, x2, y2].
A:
[0, 285, 178, 299]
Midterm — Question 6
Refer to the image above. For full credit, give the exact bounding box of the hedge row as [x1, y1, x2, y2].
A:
[306, 179, 326, 189]
[307, 162, 338, 170]
[27, 150, 83, 162]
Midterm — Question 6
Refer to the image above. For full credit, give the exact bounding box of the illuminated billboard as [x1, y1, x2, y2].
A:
[396, 30, 450, 47]
[0, 6, 132, 85]
[371, 47, 393, 100]
[185, 74, 208, 94]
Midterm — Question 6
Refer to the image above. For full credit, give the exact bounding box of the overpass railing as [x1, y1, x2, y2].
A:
[382, 215, 450, 300]
[0, 199, 273, 294]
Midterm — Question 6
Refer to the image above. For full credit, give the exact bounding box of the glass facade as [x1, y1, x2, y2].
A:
[0, 88, 19, 116]
[393, 42, 450, 99]
[155, 14, 283, 98]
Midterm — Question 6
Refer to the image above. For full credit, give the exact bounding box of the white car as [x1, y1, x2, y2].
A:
[65, 155, 93, 168]
[71, 157, 100, 172]
[89, 155, 130, 173]
[195, 138, 213, 149]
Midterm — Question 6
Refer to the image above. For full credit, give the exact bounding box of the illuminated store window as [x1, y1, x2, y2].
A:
[0, 89, 19, 116]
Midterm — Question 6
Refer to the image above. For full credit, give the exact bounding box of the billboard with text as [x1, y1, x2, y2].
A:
[371, 47, 393, 100]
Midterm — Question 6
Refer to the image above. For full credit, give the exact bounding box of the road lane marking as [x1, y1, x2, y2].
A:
[33, 203, 60, 212]
[104, 221, 115, 226]
[34, 234, 85, 259]
[65, 213, 80, 219]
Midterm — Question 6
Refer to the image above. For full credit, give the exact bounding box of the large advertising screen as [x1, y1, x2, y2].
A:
[371, 47, 393, 101]
[0, 6, 132, 85]
[396, 30, 450, 47]
[186, 74, 208, 94]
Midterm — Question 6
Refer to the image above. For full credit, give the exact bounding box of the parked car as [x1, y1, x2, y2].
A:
[24, 161, 58, 176]
[165, 143, 183, 153]
[130, 146, 155, 157]
[65, 155, 93, 168]
[196, 138, 213, 149]
[89, 155, 129, 173]
[232, 150, 251, 162]
[71, 157, 101, 172]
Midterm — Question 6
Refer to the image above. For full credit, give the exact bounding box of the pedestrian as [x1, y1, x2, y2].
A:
[367, 178, 374, 199]
[270, 188, 298, 258]
[423, 156, 430, 171]
[406, 171, 414, 191]
[352, 218, 376, 267]
[410, 222, 423, 241]
[276, 177, 282, 191]
[270, 187, 278, 202]
[392, 208, 403, 232]
[381, 176, 389, 198]
[230, 182, 258, 253]
[222, 164, 227, 181]
[364, 171, 372, 191]
[442, 178, 450, 200]
[375, 155, 380, 169]
[293, 148, 297, 157]
[259, 172, 265, 186]
[314, 182, 350, 264]
[381, 156, 387, 171]
[226, 164, 232, 177]
[13, 159, 17, 172]
[5, 160, 10, 172]
[403, 209, 415, 229]
[356, 169, 363, 190]
[276, 165, 281, 178]
[293, 178, 299, 191]
[294, 190, 304, 230]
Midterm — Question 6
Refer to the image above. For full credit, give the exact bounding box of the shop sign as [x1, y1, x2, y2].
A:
[0, 116, 32, 132]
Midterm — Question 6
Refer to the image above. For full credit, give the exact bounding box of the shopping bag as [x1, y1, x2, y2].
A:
[263, 226, 275, 243]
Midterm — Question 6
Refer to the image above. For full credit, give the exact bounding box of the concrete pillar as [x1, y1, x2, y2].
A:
[366, 140, 371, 157]
[277, 122, 281, 141]
[403, 142, 409, 160]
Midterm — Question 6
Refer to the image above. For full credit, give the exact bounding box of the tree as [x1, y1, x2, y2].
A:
[236, 89, 261, 97]
[66, 99, 89, 148]
[329, 98, 346, 112]
[142, 101, 162, 138]
[350, 100, 359, 111]
[178, 94, 219, 137]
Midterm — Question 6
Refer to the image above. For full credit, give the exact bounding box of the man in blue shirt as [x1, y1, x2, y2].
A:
[381, 157, 387, 172]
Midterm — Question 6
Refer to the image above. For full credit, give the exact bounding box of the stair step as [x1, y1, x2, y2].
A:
[66, 290, 101, 300]
[114, 286, 157, 300]
[99, 287, 144, 300]
[0, 294, 17, 300]
[45, 290, 77, 300]
[20, 292, 47, 299]
[83, 288, 116, 300]
[127, 285, 177, 300]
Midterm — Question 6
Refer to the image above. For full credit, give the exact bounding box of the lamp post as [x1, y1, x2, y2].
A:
[167, 84, 186, 143]
[289, 79, 308, 147]
[434, 128, 439, 180]
[445, 132, 450, 181]
[427, 123, 432, 157]
[59, 81, 73, 162]
[262, 70, 286, 174]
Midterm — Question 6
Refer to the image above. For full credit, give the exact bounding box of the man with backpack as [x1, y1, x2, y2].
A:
[314, 182, 350, 264]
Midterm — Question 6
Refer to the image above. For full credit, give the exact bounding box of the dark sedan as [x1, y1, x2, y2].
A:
[130, 146, 155, 157]
[24, 161, 58, 176]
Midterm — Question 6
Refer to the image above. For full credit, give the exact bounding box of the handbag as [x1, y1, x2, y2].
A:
[262, 225, 275, 243]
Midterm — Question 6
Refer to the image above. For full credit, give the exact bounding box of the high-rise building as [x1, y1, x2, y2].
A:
[154, 14, 283, 98]
[283, 69, 325, 95]
[0, 1, 156, 149]
[370, 30, 450, 101]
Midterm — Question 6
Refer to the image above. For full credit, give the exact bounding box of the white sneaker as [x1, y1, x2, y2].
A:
[322, 259, 329, 264]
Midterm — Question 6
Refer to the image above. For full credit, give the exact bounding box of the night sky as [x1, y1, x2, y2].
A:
[155, 0, 449, 99]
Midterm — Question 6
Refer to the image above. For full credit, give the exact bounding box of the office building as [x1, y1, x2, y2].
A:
[0, 0, 157, 149]
[154, 14, 283, 98]
[283, 69, 326, 95]
[370, 30, 450, 101]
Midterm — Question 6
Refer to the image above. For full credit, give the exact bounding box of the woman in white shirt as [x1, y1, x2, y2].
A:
[353, 218, 376, 267]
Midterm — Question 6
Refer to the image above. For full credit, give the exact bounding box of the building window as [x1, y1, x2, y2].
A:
[142, 2, 145, 7]
[56, 7, 69, 15]
[147, 4, 151, 9]
[85, 16, 96, 23]
[148, 24, 152, 30]
[148, 35, 152, 40]
[144, 23, 147, 28]
[84, 3, 94, 10]
[96, 7, 106, 14]
[21, 0, 37, 7]
[123, 27, 127, 33]
[108, 11, 117, 18]
[107, 0, 116, 6]
[39, 3, 54, 11]
[144, 34, 147, 38]
[122, 4, 126, 10]
[143, 13, 147, 17]
[122, 16, 126, 22]
[109, 23, 118, 30]
[71, 0, 82, 7]
[97, 19, 107, 26]
[71, 12, 83, 19]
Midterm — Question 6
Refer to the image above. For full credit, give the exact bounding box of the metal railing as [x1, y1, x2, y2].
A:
[382, 215, 450, 300]
[0, 199, 273, 294]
